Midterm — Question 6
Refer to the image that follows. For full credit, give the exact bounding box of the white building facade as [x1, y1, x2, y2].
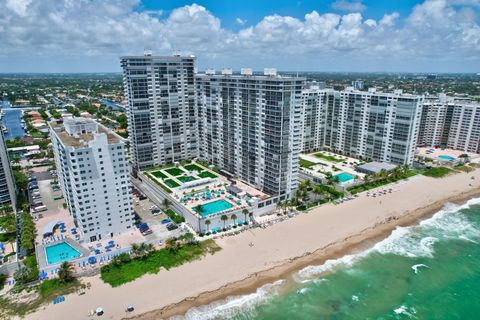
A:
[419, 97, 480, 153]
[50, 118, 134, 242]
[301, 88, 423, 165]
[0, 131, 16, 208]
[121, 53, 197, 171]
[196, 69, 305, 199]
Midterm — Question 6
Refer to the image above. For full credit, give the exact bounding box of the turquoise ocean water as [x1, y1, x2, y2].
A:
[175, 198, 480, 320]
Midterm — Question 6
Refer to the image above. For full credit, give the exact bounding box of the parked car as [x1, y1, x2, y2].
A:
[161, 218, 172, 224]
[166, 223, 178, 231]
[32, 205, 47, 212]
[141, 229, 153, 236]
[139, 195, 147, 200]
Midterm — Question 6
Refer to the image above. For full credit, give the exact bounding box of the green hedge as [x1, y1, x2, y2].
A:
[165, 209, 185, 224]
[100, 240, 220, 287]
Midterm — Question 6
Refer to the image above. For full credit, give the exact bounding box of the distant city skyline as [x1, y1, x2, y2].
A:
[0, 0, 479, 73]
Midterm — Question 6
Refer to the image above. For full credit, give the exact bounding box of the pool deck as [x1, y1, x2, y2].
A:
[36, 237, 90, 270]
[416, 147, 479, 163]
[145, 163, 254, 219]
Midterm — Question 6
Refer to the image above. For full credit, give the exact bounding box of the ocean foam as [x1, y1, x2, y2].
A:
[411, 264, 429, 274]
[295, 197, 480, 282]
[393, 305, 417, 318]
[177, 197, 480, 319]
[173, 280, 286, 320]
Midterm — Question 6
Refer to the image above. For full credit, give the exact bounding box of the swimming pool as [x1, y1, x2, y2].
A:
[438, 155, 456, 161]
[45, 242, 81, 265]
[194, 199, 234, 217]
[334, 172, 355, 183]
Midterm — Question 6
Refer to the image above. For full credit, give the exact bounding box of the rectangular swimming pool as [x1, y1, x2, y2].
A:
[438, 155, 455, 161]
[334, 172, 355, 183]
[193, 199, 234, 217]
[45, 242, 81, 265]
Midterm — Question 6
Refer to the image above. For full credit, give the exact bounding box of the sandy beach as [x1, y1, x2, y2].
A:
[25, 169, 480, 320]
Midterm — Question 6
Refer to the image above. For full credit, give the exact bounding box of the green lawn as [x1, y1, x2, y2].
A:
[348, 170, 418, 194]
[100, 240, 221, 287]
[163, 179, 180, 188]
[177, 175, 197, 183]
[422, 167, 453, 178]
[299, 158, 317, 168]
[147, 173, 172, 193]
[184, 164, 204, 172]
[150, 170, 167, 179]
[313, 152, 344, 163]
[164, 167, 185, 176]
[198, 171, 218, 179]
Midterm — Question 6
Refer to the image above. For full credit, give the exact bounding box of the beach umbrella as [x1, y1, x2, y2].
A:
[88, 256, 97, 264]
[96, 307, 104, 315]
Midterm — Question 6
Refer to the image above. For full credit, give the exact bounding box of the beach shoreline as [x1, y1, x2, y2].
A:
[25, 169, 480, 320]
[130, 180, 480, 320]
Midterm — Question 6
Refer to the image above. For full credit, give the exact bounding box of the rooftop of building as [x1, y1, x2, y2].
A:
[356, 161, 397, 174]
[50, 118, 121, 148]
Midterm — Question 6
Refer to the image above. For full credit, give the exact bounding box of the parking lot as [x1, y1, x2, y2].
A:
[132, 193, 183, 241]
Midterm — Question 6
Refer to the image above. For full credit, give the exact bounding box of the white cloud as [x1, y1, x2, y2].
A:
[331, 0, 367, 12]
[236, 18, 246, 25]
[5, 0, 32, 17]
[0, 0, 478, 72]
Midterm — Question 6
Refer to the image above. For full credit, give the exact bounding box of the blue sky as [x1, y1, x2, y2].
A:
[0, 0, 479, 72]
[139, 0, 422, 29]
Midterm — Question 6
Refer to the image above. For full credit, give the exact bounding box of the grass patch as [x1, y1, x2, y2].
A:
[177, 175, 198, 183]
[299, 158, 316, 168]
[38, 278, 81, 299]
[198, 171, 217, 179]
[422, 167, 453, 178]
[147, 173, 172, 193]
[0, 279, 83, 318]
[150, 170, 167, 179]
[184, 164, 204, 172]
[348, 170, 418, 194]
[313, 152, 344, 163]
[0, 213, 16, 242]
[455, 165, 475, 173]
[163, 179, 180, 188]
[100, 240, 221, 287]
[164, 167, 185, 176]
[165, 209, 185, 224]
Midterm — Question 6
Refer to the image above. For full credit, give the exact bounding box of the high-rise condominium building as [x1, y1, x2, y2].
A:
[196, 68, 305, 198]
[302, 88, 423, 165]
[121, 53, 197, 171]
[50, 118, 134, 242]
[0, 131, 16, 208]
[419, 97, 480, 153]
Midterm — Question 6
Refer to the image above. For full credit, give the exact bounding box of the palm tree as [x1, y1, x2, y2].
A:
[242, 208, 249, 224]
[205, 219, 211, 233]
[58, 261, 73, 283]
[131, 243, 140, 257]
[165, 237, 179, 252]
[231, 214, 237, 226]
[162, 198, 171, 209]
[220, 214, 228, 230]
[276, 200, 283, 214]
[194, 204, 203, 214]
